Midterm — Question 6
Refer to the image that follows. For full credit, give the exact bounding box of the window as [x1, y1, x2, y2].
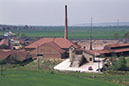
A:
[37, 54, 43, 59]
[89, 58, 92, 61]
[37, 54, 43, 56]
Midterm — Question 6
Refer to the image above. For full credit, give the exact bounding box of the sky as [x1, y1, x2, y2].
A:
[0, 0, 129, 26]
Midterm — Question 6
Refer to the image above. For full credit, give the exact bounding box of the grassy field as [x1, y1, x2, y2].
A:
[0, 70, 122, 86]
[0, 26, 129, 39]
[0, 59, 128, 86]
[126, 57, 129, 67]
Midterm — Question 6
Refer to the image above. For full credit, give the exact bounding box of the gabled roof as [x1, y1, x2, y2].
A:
[0, 39, 9, 46]
[106, 43, 129, 48]
[43, 42, 65, 53]
[0, 49, 30, 61]
[9, 50, 29, 61]
[0, 50, 11, 60]
[25, 38, 78, 49]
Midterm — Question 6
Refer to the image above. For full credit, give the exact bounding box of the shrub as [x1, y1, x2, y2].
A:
[112, 57, 127, 71]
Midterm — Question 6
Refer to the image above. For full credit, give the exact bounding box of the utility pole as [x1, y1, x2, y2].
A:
[89, 17, 93, 50]
[37, 44, 40, 70]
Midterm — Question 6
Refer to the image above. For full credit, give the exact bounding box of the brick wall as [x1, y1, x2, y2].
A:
[26, 43, 63, 59]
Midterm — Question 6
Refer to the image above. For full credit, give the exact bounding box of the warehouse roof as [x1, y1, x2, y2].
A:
[25, 38, 78, 49]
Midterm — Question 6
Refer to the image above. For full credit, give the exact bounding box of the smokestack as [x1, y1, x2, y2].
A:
[64, 5, 68, 39]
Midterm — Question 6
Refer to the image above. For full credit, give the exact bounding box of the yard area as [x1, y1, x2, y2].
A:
[54, 58, 103, 73]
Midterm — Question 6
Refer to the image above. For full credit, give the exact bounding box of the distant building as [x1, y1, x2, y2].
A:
[69, 43, 129, 67]
[25, 38, 79, 59]
[0, 39, 13, 49]
[0, 49, 32, 64]
[4, 31, 15, 37]
[18, 36, 36, 47]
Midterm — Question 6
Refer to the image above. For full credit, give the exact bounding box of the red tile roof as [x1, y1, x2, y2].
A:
[112, 48, 129, 53]
[9, 50, 29, 61]
[25, 38, 78, 49]
[81, 49, 110, 56]
[44, 42, 65, 53]
[0, 49, 30, 61]
[82, 47, 129, 56]
[106, 43, 129, 48]
[0, 39, 9, 46]
[0, 50, 11, 60]
[80, 43, 129, 56]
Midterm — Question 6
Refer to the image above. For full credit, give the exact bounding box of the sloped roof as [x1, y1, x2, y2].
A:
[25, 38, 78, 49]
[0, 49, 30, 61]
[0, 50, 11, 60]
[0, 39, 9, 46]
[82, 48, 129, 56]
[44, 42, 65, 53]
[9, 50, 29, 61]
[80, 48, 110, 56]
[112, 48, 129, 53]
[106, 43, 129, 48]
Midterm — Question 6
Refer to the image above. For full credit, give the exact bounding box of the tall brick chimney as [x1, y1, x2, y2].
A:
[64, 5, 68, 39]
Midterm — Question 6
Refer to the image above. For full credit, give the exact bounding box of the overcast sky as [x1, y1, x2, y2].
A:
[0, 0, 129, 26]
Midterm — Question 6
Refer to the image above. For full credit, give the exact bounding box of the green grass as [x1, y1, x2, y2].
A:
[1, 26, 129, 39]
[0, 59, 128, 86]
[126, 57, 129, 67]
[0, 70, 122, 86]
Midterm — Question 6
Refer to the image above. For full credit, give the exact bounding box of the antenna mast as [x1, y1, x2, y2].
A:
[117, 19, 119, 27]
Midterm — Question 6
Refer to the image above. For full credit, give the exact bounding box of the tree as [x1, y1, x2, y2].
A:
[112, 57, 127, 71]
[21, 33, 26, 37]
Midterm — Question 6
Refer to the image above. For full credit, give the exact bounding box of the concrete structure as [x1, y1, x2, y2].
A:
[54, 58, 103, 73]
[69, 46, 95, 67]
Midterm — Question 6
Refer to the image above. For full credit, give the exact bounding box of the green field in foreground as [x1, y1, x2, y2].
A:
[126, 57, 129, 67]
[0, 70, 121, 86]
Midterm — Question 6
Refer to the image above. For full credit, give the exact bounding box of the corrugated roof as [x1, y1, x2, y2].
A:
[25, 38, 78, 49]
[82, 49, 110, 56]
[106, 43, 129, 48]
[82, 48, 129, 56]
[112, 48, 129, 53]
[80, 43, 129, 56]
